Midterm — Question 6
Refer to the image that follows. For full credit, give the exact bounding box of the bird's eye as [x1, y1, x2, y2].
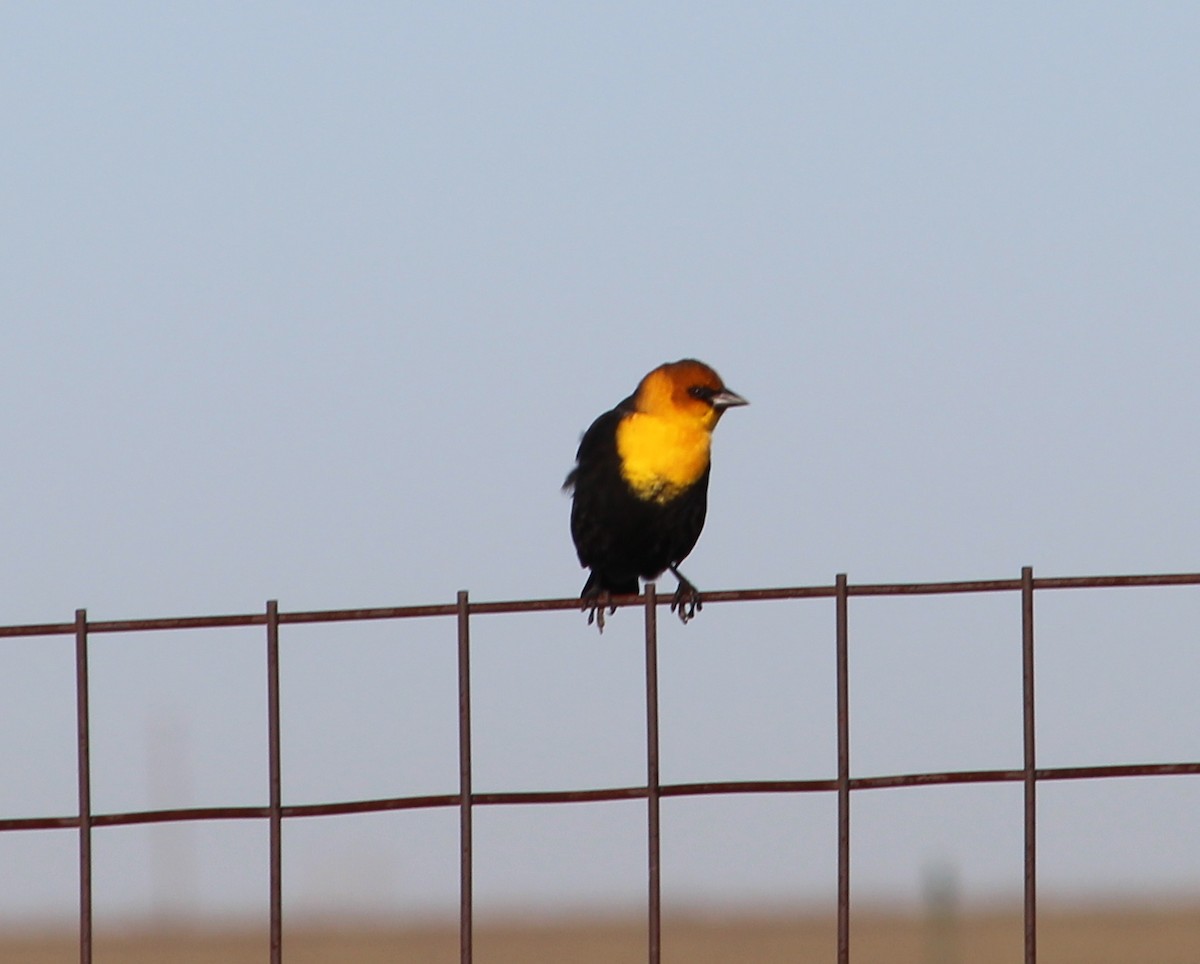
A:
[688, 385, 716, 403]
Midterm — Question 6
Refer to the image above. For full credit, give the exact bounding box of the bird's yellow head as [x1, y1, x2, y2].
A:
[632, 359, 748, 431]
[616, 359, 748, 503]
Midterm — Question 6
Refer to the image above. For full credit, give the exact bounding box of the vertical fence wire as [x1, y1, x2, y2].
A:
[835, 575, 850, 964]
[1021, 567, 1037, 964]
[73, 609, 92, 964]
[266, 600, 283, 964]
[457, 591, 474, 964]
[644, 583, 661, 964]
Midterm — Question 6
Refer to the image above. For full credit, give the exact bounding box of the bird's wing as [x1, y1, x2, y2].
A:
[562, 395, 635, 491]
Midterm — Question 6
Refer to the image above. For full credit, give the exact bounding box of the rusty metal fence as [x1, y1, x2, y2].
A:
[3, 567, 1200, 963]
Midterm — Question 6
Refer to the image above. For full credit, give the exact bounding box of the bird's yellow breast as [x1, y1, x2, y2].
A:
[615, 412, 712, 504]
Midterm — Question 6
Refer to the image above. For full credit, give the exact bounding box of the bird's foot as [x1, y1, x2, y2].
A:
[669, 567, 702, 624]
[583, 590, 616, 633]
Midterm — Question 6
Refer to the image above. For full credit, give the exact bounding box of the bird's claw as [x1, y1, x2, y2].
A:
[583, 591, 616, 633]
[583, 578, 700, 630]
[670, 577, 702, 624]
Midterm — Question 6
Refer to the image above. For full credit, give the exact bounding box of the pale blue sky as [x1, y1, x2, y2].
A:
[2, 3, 1199, 924]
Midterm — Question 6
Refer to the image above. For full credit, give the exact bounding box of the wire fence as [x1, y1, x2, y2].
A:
[3, 567, 1200, 963]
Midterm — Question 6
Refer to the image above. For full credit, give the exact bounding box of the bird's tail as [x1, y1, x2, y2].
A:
[581, 571, 638, 599]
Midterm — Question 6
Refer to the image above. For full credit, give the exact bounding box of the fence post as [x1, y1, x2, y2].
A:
[267, 600, 282, 964]
[1021, 567, 1036, 964]
[644, 583, 661, 964]
[835, 574, 850, 964]
[74, 609, 92, 964]
[457, 591, 474, 964]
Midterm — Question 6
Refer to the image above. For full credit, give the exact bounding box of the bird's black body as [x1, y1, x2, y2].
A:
[565, 395, 710, 598]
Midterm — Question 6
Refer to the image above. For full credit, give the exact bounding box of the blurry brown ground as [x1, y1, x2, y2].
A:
[4, 904, 1199, 964]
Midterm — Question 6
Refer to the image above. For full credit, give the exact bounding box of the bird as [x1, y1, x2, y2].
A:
[564, 358, 748, 631]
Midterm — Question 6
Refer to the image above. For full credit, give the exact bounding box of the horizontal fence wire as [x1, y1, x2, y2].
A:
[2, 570, 1200, 964]
[8, 761, 1200, 836]
[7, 571, 1200, 641]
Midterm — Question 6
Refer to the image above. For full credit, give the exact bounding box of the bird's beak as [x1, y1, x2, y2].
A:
[711, 389, 749, 410]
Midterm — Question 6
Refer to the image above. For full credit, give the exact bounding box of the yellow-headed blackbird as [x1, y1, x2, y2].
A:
[564, 359, 748, 630]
